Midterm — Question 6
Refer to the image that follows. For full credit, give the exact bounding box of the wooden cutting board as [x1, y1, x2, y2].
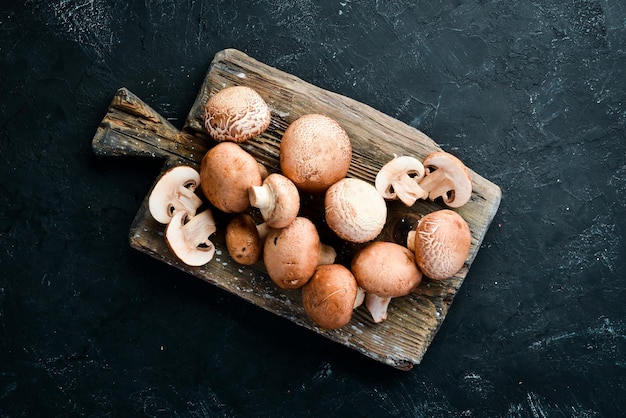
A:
[92, 48, 501, 370]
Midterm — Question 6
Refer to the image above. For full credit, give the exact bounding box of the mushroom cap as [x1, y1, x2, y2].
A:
[200, 142, 263, 213]
[302, 264, 359, 330]
[165, 209, 216, 267]
[279, 114, 352, 194]
[249, 173, 300, 229]
[325, 178, 387, 243]
[351, 241, 422, 298]
[419, 151, 472, 208]
[225, 214, 264, 266]
[148, 165, 203, 224]
[203, 86, 271, 143]
[263, 217, 321, 289]
[412, 209, 471, 280]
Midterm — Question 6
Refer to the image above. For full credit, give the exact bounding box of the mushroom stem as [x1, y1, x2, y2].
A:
[407, 230, 416, 252]
[354, 287, 365, 309]
[256, 222, 270, 243]
[365, 293, 392, 323]
[318, 243, 337, 266]
[249, 184, 273, 211]
[393, 175, 429, 206]
[418, 170, 455, 202]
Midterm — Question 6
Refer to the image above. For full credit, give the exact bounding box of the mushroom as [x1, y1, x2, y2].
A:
[407, 209, 471, 280]
[375, 155, 428, 206]
[280, 114, 352, 194]
[418, 151, 472, 208]
[225, 214, 269, 266]
[249, 173, 300, 229]
[203, 86, 271, 143]
[351, 241, 422, 323]
[148, 165, 203, 224]
[263, 217, 336, 290]
[200, 142, 263, 213]
[165, 209, 216, 266]
[325, 178, 387, 243]
[302, 264, 360, 329]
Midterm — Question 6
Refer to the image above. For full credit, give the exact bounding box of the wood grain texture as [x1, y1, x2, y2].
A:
[92, 48, 501, 370]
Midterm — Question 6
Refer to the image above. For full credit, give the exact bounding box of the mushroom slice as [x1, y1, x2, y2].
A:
[418, 151, 472, 208]
[165, 209, 216, 266]
[351, 241, 422, 323]
[148, 166, 203, 224]
[249, 173, 300, 229]
[375, 155, 428, 206]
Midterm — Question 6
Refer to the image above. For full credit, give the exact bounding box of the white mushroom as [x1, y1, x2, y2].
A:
[375, 155, 428, 206]
[148, 166, 203, 224]
[418, 151, 472, 208]
[165, 209, 216, 266]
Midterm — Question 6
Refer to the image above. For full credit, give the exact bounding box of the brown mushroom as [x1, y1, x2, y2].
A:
[325, 178, 387, 243]
[200, 142, 263, 213]
[203, 86, 271, 143]
[280, 114, 352, 194]
[351, 241, 422, 323]
[418, 151, 472, 208]
[165, 209, 216, 266]
[302, 264, 360, 329]
[407, 209, 471, 280]
[148, 165, 203, 224]
[375, 155, 428, 206]
[263, 217, 336, 289]
[225, 214, 269, 266]
[249, 173, 300, 229]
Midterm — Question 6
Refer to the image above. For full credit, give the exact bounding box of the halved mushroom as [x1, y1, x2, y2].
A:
[225, 214, 269, 266]
[351, 241, 422, 323]
[263, 217, 336, 289]
[204, 86, 271, 143]
[302, 264, 360, 330]
[249, 173, 300, 229]
[148, 166, 203, 224]
[418, 151, 472, 208]
[407, 209, 471, 280]
[165, 209, 216, 266]
[375, 155, 428, 207]
[325, 178, 387, 243]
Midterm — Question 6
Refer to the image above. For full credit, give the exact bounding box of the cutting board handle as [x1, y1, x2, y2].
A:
[91, 88, 210, 166]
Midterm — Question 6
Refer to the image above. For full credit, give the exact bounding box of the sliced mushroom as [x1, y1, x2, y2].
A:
[325, 178, 387, 243]
[249, 173, 300, 229]
[148, 166, 203, 224]
[375, 155, 428, 207]
[263, 217, 336, 290]
[204, 86, 271, 143]
[418, 151, 472, 208]
[165, 209, 216, 266]
[351, 241, 422, 323]
[302, 264, 360, 330]
[407, 209, 471, 280]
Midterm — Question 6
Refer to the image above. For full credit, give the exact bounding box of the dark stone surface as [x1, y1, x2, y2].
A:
[1, 1, 625, 416]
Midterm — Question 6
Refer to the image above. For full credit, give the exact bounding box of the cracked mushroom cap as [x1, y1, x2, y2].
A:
[200, 142, 263, 213]
[203, 86, 271, 143]
[280, 114, 352, 194]
[263, 217, 336, 290]
[302, 264, 359, 330]
[408, 209, 471, 280]
[148, 165, 203, 224]
[418, 151, 472, 208]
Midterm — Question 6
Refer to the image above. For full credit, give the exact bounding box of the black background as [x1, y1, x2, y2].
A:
[2, 1, 625, 416]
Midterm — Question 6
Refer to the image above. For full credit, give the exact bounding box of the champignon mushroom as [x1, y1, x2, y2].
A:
[249, 173, 300, 229]
[165, 209, 216, 266]
[263, 217, 336, 289]
[225, 214, 269, 266]
[375, 155, 428, 206]
[351, 241, 422, 323]
[203, 86, 271, 143]
[407, 209, 471, 280]
[280, 114, 352, 194]
[302, 264, 360, 330]
[200, 142, 263, 213]
[418, 151, 472, 208]
[325, 178, 387, 243]
[148, 165, 203, 224]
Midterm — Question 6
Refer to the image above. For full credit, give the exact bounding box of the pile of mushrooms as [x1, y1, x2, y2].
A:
[146, 84, 475, 330]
